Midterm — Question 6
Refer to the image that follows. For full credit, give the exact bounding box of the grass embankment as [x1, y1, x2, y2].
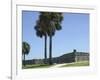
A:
[22, 64, 51, 69]
[22, 61, 89, 69]
[60, 61, 89, 67]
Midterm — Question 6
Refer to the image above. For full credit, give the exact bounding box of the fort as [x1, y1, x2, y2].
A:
[23, 50, 89, 65]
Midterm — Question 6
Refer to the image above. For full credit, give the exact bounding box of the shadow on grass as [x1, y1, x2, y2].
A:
[22, 64, 52, 69]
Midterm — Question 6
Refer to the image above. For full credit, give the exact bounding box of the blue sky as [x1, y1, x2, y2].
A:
[22, 11, 89, 60]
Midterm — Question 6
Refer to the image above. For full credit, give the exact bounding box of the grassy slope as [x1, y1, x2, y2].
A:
[22, 61, 89, 69]
[22, 64, 52, 69]
[60, 61, 89, 67]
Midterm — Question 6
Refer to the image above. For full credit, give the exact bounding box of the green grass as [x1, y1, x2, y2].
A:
[22, 64, 52, 69]
[60, 61, 89, 67]
[22, 61, 89, 69]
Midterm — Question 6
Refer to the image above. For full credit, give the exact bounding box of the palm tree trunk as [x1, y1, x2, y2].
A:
[24, 54, 25, 66]
[49, 35, 52, 65]
[44, 35, 47, 64]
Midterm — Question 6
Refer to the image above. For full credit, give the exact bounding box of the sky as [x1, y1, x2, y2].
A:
[22, 11, 89, 60]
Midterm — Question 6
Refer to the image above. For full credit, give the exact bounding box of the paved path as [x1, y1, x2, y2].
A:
[50, 63, 67, 68]
[50, 62, 76, 68]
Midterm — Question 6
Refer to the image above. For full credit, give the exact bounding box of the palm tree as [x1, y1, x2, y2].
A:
[47, 13, 63, 65]
[35, 12, 63, 65]
[34, 14, 48, 64]
[22, 42, 30, 66]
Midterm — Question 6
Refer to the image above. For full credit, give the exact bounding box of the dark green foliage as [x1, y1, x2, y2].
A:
[34, 13, 48, 64]
[34, 12, 63, 65]
[22, 42, 30, 55]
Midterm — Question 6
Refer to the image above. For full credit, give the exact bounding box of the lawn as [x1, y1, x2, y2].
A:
[60, 61, 89, 67]
[22, 64, 52, 69]
[22, 61, 89, 69]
